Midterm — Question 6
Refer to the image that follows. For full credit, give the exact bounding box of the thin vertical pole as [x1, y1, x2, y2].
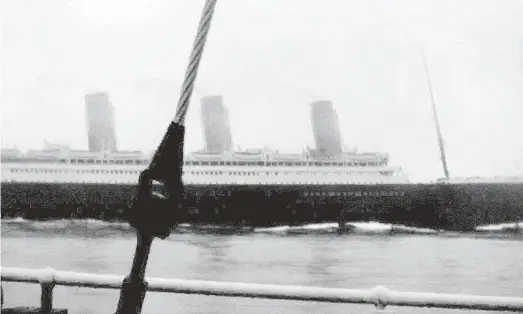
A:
[422, 52, 450, 180]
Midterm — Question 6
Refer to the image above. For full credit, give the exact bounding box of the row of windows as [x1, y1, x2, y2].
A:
[302, 191, 404, 197]
[9, 168, 396, 177]
[191, 171, 395, 176]
[5, 158, 385, 167]
[10, 168, 141, 175]
[185, 161, 383, 167]
[2, 179, 402, 186]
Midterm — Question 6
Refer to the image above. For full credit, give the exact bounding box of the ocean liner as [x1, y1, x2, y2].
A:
[1, 93, 522, 231]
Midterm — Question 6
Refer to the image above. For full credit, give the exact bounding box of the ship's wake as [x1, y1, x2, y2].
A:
[254, 222, 439, 235]
[1, 218, 522, 238]
[475, 222, 523, 234]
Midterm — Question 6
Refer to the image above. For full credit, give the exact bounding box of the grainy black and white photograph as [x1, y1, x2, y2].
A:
[1, 0, 522, 313]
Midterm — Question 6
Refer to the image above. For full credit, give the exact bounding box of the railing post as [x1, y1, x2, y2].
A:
[41, 281, 54, 313]
[1, 268, 68, 313]
[371, 304, 395, 314]
[38, 268, 66, 314]
[370, 286, 395, 314]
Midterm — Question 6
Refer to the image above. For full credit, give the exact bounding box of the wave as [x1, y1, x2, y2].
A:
[2, 218, 521, 237]
[254, 222, 439, 235]
[475, 221, 522, 233]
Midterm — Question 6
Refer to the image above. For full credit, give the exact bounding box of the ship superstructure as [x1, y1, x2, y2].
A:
[0, 146, 406, 185]
[1, 95, 408, 186]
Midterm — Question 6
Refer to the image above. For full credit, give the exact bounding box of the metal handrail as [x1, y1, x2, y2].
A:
[2, 267, 523, 312]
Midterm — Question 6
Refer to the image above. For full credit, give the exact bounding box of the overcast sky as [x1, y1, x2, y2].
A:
[1, 0, 522, 182]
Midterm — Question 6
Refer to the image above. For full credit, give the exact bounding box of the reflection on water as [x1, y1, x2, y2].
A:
[1, 219, 522, 314]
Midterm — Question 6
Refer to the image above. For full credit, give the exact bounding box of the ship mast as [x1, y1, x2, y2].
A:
[513, 160, 522, 175]
[422, 52, 450, 180]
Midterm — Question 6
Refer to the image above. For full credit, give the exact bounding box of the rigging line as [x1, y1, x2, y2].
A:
[173, 0, 218, 125]
[422, 51, 450, 180]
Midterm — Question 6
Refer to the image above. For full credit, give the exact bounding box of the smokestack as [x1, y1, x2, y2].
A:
[85, 92, 117, 153]
[310, 100, 342, 157]
[200, 95, 233, 153]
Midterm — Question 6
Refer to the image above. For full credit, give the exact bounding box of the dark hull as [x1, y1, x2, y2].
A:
[1, 182, 522, 231]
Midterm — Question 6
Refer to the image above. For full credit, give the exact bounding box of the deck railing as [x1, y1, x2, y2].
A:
[1, 267, 523, 313]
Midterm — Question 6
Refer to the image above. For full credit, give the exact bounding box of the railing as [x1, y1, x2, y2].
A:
[1, 267, 523, 313]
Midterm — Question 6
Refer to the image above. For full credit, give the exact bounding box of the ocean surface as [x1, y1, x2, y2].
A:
[1, 219, 522, 314]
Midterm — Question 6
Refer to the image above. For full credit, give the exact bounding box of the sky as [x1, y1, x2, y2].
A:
[1, 0, 522, 182]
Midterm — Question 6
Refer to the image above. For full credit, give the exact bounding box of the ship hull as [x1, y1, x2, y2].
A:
[1, 182, 522, 231]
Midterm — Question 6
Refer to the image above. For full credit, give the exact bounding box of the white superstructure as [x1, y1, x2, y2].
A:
[0, 145, 409, 185]
[437, 176, 523, 184]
